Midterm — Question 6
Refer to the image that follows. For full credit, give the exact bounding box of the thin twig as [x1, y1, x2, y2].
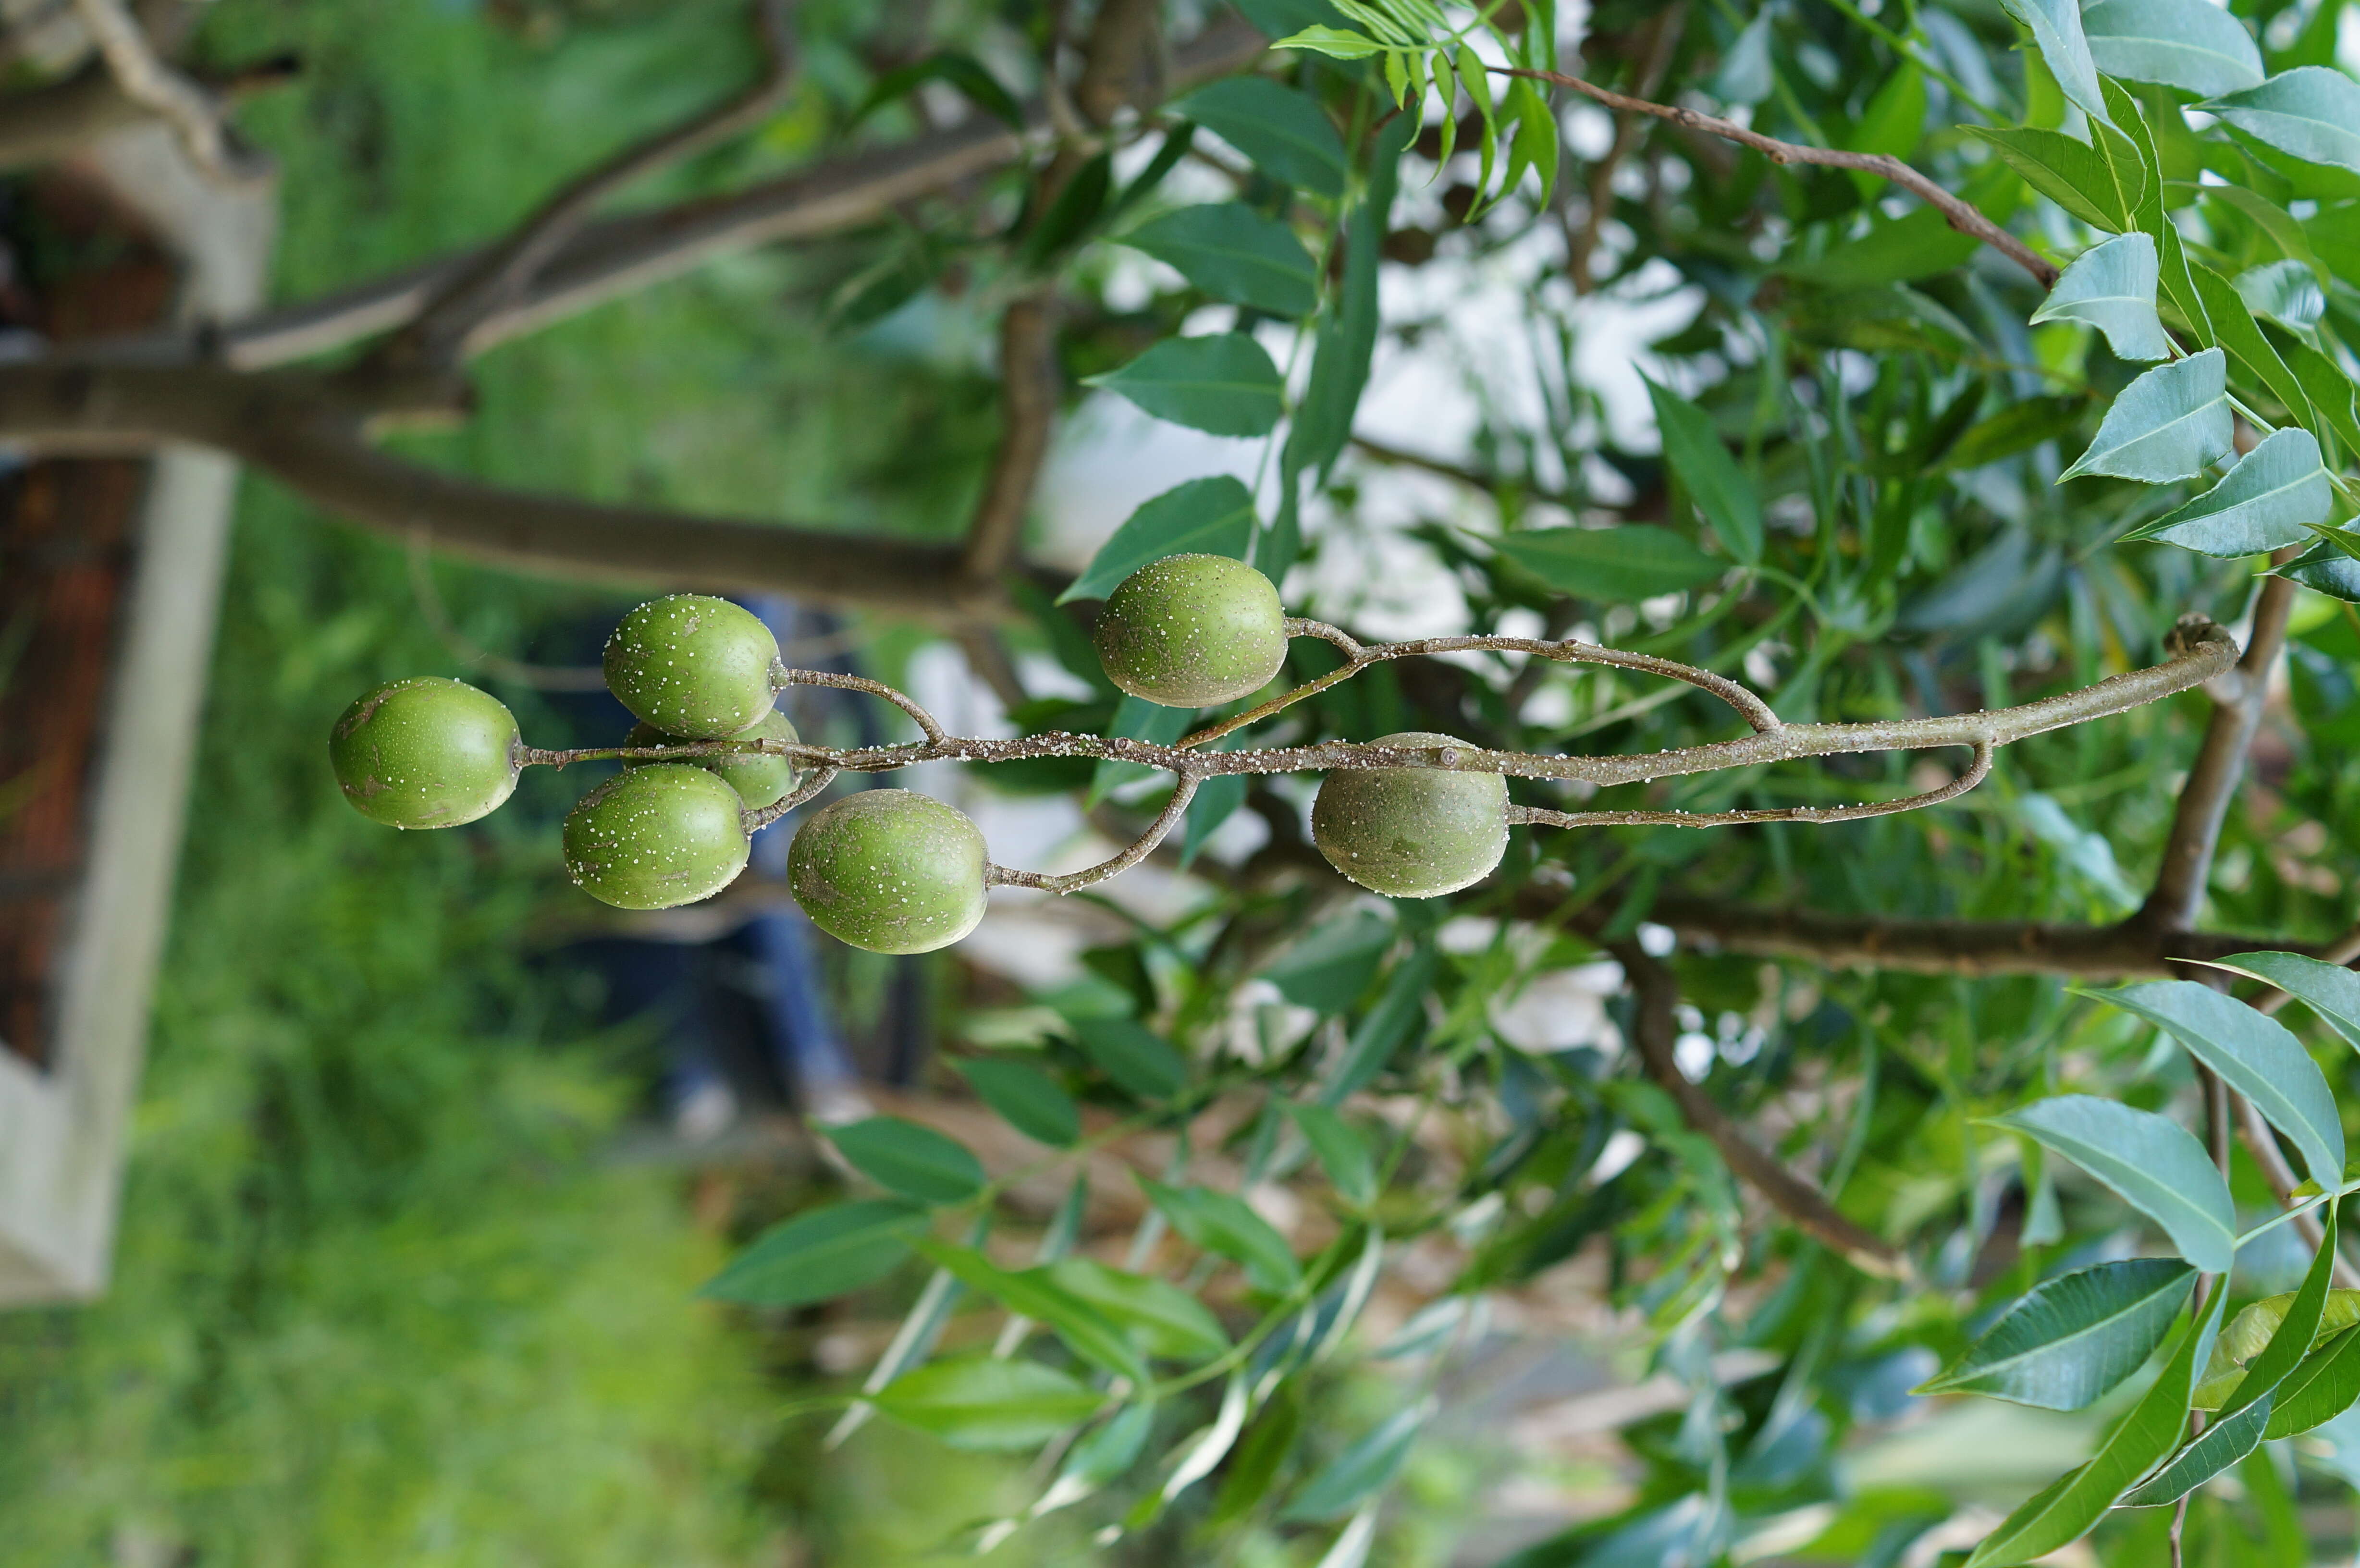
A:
[987, 775, 1201, 894]
[1567, 4, 1686, 292]
[1494, 66, 2059, 288]
[72, 0, 258, 182]
[775, 665, 949, 744]
[1508, 738, 1991, 829]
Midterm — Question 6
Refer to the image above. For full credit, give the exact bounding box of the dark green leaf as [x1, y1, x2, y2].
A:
[1785, 204, 1981, 287]
[1039, 1403, 1154, 1513]
[1281, 1397, 1432, 1521]
[1322, 946, 1437, 1105]
[2282, 540, 2360, 600]
[1286, 1102, 1378, 1208]
[700, 1199, 925, 1306]
[1068, 1016, 1188, 1100]
[1966, 125, 2133, 232]
[1023, 151, 1113, 265]
[853, 51, 1023, 131]
[911, 1240, 1148, 1385]
[1496, 526, 1727, 601]
[2208, 950, 2360, 1052]
[2091, 980, 2342, 1184]
[1985, 1095, 2236, 1271]
[1046, 1257, 1231, 1361]
[872, 1356, 1104, 1450]
[953, 1057, 1080, 1149]
[2121, 428, 2332, 556]
[1089, 335, 1285, 437]
[1942, 397, 2087, 470]
[1919, 1258, 2195, 1409]
[1180, 76, 1349, 196]
[1058, 477, 1258, 604]
[1642, 376, 1762, 564]
[1282, 114, 1413, 504]
[1139, 1176, 1302, 1294]
[2060, 348, 2232, 483]
[1120, 203, 1318, 317]
[2266, 1327, 2360, 1438]
[1263, 911, 1393, 1014]
[1210, 1388, 1301, 1526]
[827, 1116, 986, 1205]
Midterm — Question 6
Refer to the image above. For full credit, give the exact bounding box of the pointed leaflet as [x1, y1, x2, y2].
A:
[1046, 1257, 1230, 1361]
[2060, 348, 2231, 483]
[1119, 203, 1319, 318]
[2124, 1215, 2341, 1505]
[1963, 1288, 2226, 1568]
[2121, 428, 2331, 556]
[2207, 951, 2360, 1052]
[1089, 335, 1285, 437]
[2282, 540, 2360, 601]
[1139, 1176, 1303, 1294]
[2001, 0, 2113, 128]
[952, 1056, 1080, 1149]
[2237, 259, 2326, 334]
[2082, 0, 2263, 97]
[2091, 980, 2343, 1184]
[700, 1199, 925, 1307]
[2206, 68, 2360, 176]
[2288, 344, 2360, 468]
[1643, 376, 1762, 564]
[1028, 1401, 1154, 1519]
[912, 1239, 1150, 1386]
[2266, 1328, 2360, 1439]
[1920, 1258, 2195, 1410]
[1495, 526, 1726, 601]
[826, 1116, 986, 1205]
[1965, 126, 2133, 232]
[1068, 1017, 1188, 1101]
[872, 1355, 1104, 1450]
[1058, 476, 1257, 603]
[2187, 262, 2316, 429]
[1287, 1102, 1378, 1208]
[2030, 233, 2171, 362]
[1281, 1397, 1435, 1521]
[1180, 76, 1349, 196]
[1985, 1096, 2236, 1272]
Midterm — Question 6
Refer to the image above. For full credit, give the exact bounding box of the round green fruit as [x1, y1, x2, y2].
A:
[624, 710, 800, 809]
[602, 594, 780, 740]
[1093, 553, 1287, 708]
[787, 789, 989, 956]
[330, 677, 520, 829]
[563, 763, 751, 910]
[1311, 732, 1508, 897]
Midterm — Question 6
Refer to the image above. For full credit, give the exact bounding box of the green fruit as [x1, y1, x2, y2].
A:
[330, 677, 520, 829]
[602, 594, 780, 739]
[563, 763, 751, 910]
[624, 710, 800, 809]
[788, 789, 989, 955]
[1311, 732, 1508, 897]
[1093, 553, 1287, 708]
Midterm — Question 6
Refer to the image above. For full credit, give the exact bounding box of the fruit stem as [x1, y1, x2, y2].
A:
[986, 776, 1202, 893]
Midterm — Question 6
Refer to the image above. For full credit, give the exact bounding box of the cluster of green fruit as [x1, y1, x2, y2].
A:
[328, 558, 1515, 955]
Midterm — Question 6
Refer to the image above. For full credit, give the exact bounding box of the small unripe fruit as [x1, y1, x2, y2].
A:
[624, 710, 800, 809]
[330, 677, 520, 829]
[788, 789, 988, 955]
[564, 763, 750, 910]
[1094, 553, 1287, 708]
[603, 594, 780, 739]
[1311, 731, 1508, 897]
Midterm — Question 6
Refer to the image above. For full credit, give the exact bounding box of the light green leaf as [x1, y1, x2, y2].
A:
[1985, 1095, 2236, 1272]
[873, 1355, 1104, 1450]
[1286, 1102, 1379, 1208]
[2205, 1286, 2360, 1383]
[1139, 1176, 1303, 1294]
[1643, 375, 1762, 564]
[1282, 1397, 1433, 1521]
[2030, 233, 2170, 362]
[826, 1115, 986, 1205]
[1495, 525, 1727, 601]
[1031, 1402, 1154, 1518]
[2092, 980, 2342, 1184]
[2235, 257, 2326, 333]
[2207, 951, 2360, 1053]
[1963, 1290, 2226, 1568]
[913, 1239, 1149, 1385]
[2001, 0, 2113, 128]
[700, 1199, 925, 1307]
[952, 1057, 1080, 1149]
[1046, 1257, 1231, 1362]
[2060, 348, 2231, 483]
[1089, 335, 1285, 438]
[2266, 1327, 2360, 1439]
[2082, 0, 2263, 96]
[1120, 203, 1319, 318]
[1068, 1016, 1188, 1101]
[1180, 76, 1349, 196]
[1712, 10, 1773, 107]
[2122, 428, 2332, 557]
[1966, 125, 2133, 231]
[1272, 24, 1384, 59]
[1919, 1258, 2194, 1410]
[1058, 477, 1257, 604]
[2206, 68, 2360, 176]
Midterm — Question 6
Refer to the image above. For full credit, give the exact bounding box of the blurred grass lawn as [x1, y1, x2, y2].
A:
[0, 1, 1028, 1562]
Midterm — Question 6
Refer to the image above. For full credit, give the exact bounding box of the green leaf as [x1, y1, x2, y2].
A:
[2282, 540, 2360, 600]
[1286, 1102, 1378, 1208]
[1180, 76, 1349, 196]
[912, 1239, 1148, 1385]
[1089, 335, 1286, 437]
[1281, 1397, 1433, 1521]
[2082, 0, 2264, 96]
[1963, 1289, 2225, 1568]
[2207, 951, 2360, 1052]
[1272, 24, 1383, 59]
[1495, 526, 1727, 601]
[872, 1355, 1104, 1450]
[1068, 1016, 1188, 1101]
[1139, 1176, 1302, 1294]
[952, 1057, 1080, 1149]
[2202, 1286, 2360, 1395]
[1942, 396, 2088, 471]
[2266, 1327, 2360, 1438]
[2186, 262, 2316, 427]
[2236, 258, 2326, 333]
[826, 1116, 986, 1205]
[2092, 980, 2343, 1184]
[1283, 114, 1413, 500]
[701, 1199, 926, 1306]
[1263, 911, 1393, 1014]
[2121, 428, 2333, 556]
[2030, 233, 2171, 362]
[2001, 0, 2113, 128]
[1210, 1387, 1301, 1526]
[1642, 376, 1762, 564]
[1033, 1402, 1154, 1517]
[853, 51, 1023, 132]
[2060, 348, 2232, 483]
[1322, 945, 1436, 1105]
[1966, 125, 2133, 232]
[2287, 342, 2360, 465]
[1120, 203, 1319, 317]
[2307, 202, 2360, 290]
[2206, 68, 2360, 176]
[1058, 477, 1258, 604]
[1919, 1258, 2195, 1410]
[1045, 1257, 1231, 1361]
[2120, 1398, 2273, 1508]
[1712, 9, 1774, 107]
[1985, 1095, 2236, 1272]
[1023, 151, 1113, 265]
[1784, 205, 1983, 287]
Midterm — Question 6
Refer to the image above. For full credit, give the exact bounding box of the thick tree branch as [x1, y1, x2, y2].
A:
[1611, 938, 1911, 1279]
[72, 0, 259, 182]
[959, 293, 1059, 586]
[1498, 67, 2058, 288]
